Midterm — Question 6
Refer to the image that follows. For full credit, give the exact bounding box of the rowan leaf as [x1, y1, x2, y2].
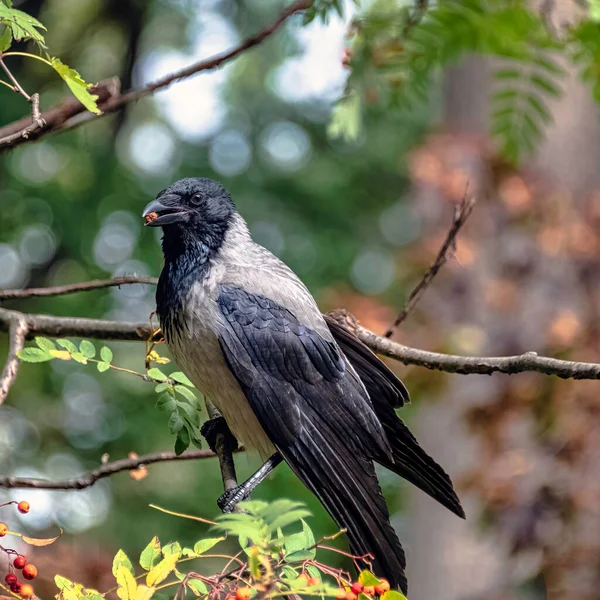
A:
[116, 565, 138, 600]
[112, 549, 135, 577]
[79, 340, 96, 358]
[17, 347, 53, 362]
[140, 537, 162, 571]
[146, 553, 180, 587]
[100, 346, 113, 363]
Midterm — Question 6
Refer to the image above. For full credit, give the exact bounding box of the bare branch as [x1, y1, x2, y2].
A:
[0, 448, 218, 490]
[384, 190, 476, 338]
[0, 276, 157, 300]
[0, 306, 155, 341]
[3, 305, 600, 380]
[0, 92, 45, 146]
[0, 314, 28, 405]
[0, 78, 119, 148]
[0, 0, 312, 152]
[330, 310, 600, 380]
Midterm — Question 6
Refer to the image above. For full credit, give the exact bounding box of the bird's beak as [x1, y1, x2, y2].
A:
[142, 195, 188, 227]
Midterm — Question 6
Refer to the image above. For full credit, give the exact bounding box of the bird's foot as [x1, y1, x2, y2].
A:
[200, 416, 239, 454]
[217, 485, 251, 513]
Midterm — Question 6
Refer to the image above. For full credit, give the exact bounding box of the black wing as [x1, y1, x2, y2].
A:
[217, 285, 408, 593]
[325, 315, 465, 519]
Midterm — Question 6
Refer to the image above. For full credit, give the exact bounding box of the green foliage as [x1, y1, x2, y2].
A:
[0, 1, 46, 48]
[50, 58, 101, 114]
[0, 0, 99, 114]
[54, 500, 375, 600]
[18, 337, 203, 454]
[332, 0, 600, 163]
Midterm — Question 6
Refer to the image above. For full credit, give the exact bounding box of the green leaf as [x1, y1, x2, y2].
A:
[187, 580, 208, 596]
[79, 340, 96, 358]
[146, 553, 180, 587]
[174, 385, 197, 402]
[57, 339, 78, 353]
[162, 541, 181, 557]
[116, 565, 137, 600]
[147, 368, 168, 381]
[154, 382, 170, 394]
[174, 426, 190, 455]
[35, 337, 56, 352]
[100, 346, 113, 363]
[156, 394, 176, 412]
[0, 25, 11, 52]
[112, 549, 135, 577]
[170, 372, 194, 387]
[193, 537, 225, 555]
[284, 520, 316, 560]
[328, 91, 361, 141]
[97, 362, 110, 373]
[71, 352, 88, 364]
[50, 57, 100, 114]
[0, 4, 46, 46]
[306, 565, 322, 583]
[140, 537, 162, 571]
[18, 347, 53, 363]
[169, 412, 184, 434]
[358, 571, 381, 586]
[381, 592, 407, 600]
[591, 0, 600, 22]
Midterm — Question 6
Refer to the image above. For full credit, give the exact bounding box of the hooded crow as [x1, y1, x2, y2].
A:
[143, 177, 464, 594]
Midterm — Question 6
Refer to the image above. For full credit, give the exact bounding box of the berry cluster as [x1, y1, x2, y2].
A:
[335, 579, 391, 600]
[1, 500, 37, 599]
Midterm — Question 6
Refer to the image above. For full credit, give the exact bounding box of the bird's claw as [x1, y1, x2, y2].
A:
[217, 486, 251, 513]
[200, 416, 238, 454]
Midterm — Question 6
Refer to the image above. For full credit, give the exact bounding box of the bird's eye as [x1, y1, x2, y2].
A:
[191, 193, 204, 206]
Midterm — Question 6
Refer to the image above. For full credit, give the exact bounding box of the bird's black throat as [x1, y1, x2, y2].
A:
[156, 219, 230, 340]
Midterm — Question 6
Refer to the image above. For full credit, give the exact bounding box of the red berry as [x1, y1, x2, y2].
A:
[11, 582, 22, 594]
[363, 586, 375, 596]
[13, 555, 27, 569]
[307, 577, 320, 587]
[0, 522, 7, 536]
[22, 565, 37, 580]
[19, 583, 34, 598]
[374, 580, 390, 595]
[235, 588, 252, 600]
[5, 574, 18, 585]
[351, 582, 364, 595]
[17, 501, 30, 514]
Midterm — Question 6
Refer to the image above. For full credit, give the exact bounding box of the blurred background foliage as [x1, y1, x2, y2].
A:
[3, 1, 600, 599]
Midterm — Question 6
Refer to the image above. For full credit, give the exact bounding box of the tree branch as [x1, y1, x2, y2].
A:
[0, 276, 158, 300]
[384, 189, 476, 338]
[0, 448, 218, 490]
[0, 0, 312, 152]
[330, 310, 600, 380]
[0, 313, 28, 405]
[0, 92, 45, 146]
[3, 305, 600, 380]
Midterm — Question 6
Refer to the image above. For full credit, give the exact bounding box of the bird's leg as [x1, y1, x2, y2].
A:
[217, 452, 284, 513]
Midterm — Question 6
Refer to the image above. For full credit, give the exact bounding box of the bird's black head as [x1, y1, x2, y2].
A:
[142, 177, 236, 259]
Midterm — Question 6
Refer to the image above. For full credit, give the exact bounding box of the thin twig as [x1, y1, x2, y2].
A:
[0, 58, 30, 100]
[0, 314, 27, 405]
[0, 276, 158, 300]
[0, 92, 46, 145]
[0, 448, 219, 490]
[384, 189, 476, 338]
[0, 0, 312, 152]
